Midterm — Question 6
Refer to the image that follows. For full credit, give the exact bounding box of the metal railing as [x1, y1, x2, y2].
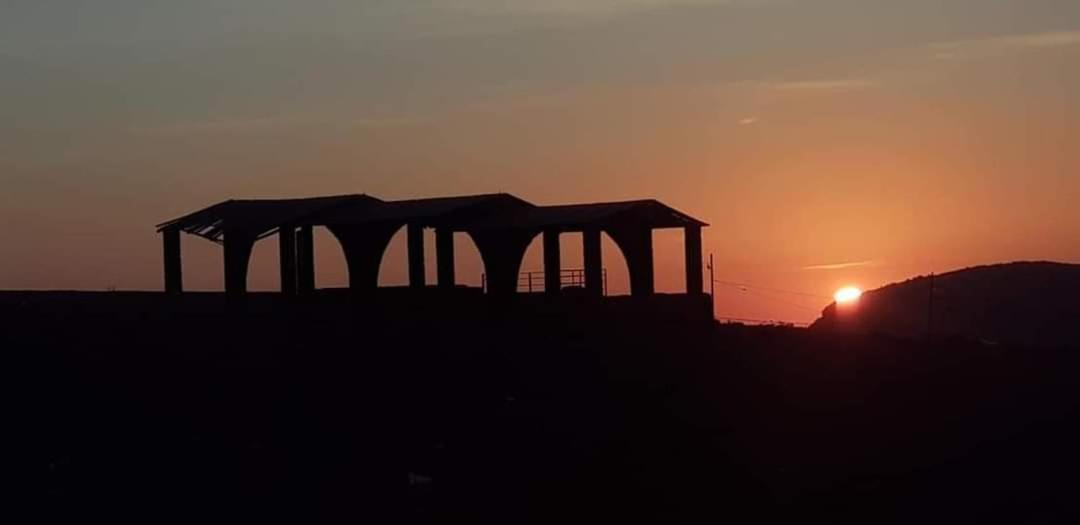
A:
[482, 268, 608, 296]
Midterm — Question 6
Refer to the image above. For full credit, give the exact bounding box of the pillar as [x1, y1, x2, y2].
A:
[630, 228, 654, 297]
[684, 225, 703, 295]
[469, 230, 536, 297]
[297, 225, 315, 295]
[436, 228, 456, 289]
[583, 229, 603, 297]
[163, 227, 183, 295]
[327, 223, 400, 293]
[407, 223, 426, 289]
[543, 230, 561, 295]
[608, 227, 654, 297]
[224, 231, 255, 299]
[279, 226, 297, 296]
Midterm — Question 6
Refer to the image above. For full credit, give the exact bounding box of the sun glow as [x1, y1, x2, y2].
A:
[834, 286, 863, 304]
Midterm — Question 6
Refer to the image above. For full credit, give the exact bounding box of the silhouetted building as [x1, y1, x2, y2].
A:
[157, 193, 708, 305]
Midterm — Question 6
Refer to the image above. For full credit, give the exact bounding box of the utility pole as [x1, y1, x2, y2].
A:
[708, 253, 716, 320]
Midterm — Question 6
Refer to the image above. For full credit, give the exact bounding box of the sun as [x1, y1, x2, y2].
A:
[834, 286, 863, 304]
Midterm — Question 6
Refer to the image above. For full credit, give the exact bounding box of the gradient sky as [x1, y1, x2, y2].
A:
[2, 0, 1078, 323]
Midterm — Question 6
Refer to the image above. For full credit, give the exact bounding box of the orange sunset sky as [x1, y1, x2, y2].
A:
[1, 0, 1078, 323]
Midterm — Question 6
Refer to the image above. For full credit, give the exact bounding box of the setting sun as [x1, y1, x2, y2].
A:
[834, 286, 863, 305]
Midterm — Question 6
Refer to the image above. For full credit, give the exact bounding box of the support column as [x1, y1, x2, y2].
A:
[297, 225, 315, 295]
[436, 228, 456, 289]
[163, 227, 183, 295]
[631, 228, 655, 297]
[469, 230, 536, 297]
[608, 227, 654, 297]
[543, 230, 561, 295]
[224, 231, 256, 299]
[279, 226, 298, 296]
[328, 223, 400, 294]
[684, 225, 703, 295]
[583, 229, 603, 297]
[407, 224, 426, 289]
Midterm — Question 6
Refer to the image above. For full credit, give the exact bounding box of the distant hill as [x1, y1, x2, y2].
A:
[811, 262, 1080, 347]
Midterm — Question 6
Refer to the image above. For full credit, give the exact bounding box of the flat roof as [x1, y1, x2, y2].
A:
[156, 194, 378, 242]
[450, 200, 708, 231]
[159, 193, 707, 242]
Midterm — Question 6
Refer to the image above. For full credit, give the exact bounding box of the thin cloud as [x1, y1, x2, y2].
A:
[802, 260, 877, 271]
[738, 116, 759, 125]
[131, 114, 425, 136]
[930, 30, 1080, 59]
[445, 0, 768, 17]
[760, 78, 877, 93]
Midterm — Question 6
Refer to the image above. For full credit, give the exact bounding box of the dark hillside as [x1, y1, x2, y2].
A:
[9, 292, 1080, 522]
[813, 261, 1080, 347]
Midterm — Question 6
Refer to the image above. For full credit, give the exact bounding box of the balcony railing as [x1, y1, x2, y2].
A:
[482, 268, 608, 296]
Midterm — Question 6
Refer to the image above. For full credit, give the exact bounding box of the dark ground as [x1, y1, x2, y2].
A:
[8, 292, 1080, 522]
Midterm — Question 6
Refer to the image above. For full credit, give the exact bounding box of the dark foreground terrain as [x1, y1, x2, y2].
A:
[9, 292, 1080, 522]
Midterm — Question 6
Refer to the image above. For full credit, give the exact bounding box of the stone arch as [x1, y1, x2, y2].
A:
[602, 227, 654, 297]
[450, 231, 487, 289]
[223, 230, 258, 297]
[467, 229, 540, 296]
[544, 231, 633, 296]
[312, 226, 349, 290]
[246, 234, 282, 291]
[224, 228, 313, 296]
[326, 222, 402, 292]
[373, 224, 410, 287]
[599, 232, 631, 296]
[516, 233, 547, 293]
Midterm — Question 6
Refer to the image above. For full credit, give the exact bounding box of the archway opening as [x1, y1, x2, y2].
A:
[313, 226, 349, 290]
[424, 229, 439, 285]
[453, 232, 485, 289]
[179, 234, 224, 291]
[652, 228, 688, 294]
[377, 225, 409, 288]
[559, 232, 584, 292]
[600, 232, 631, 296]
[517, 234, 546, 293]
[247, 235, 280, 292]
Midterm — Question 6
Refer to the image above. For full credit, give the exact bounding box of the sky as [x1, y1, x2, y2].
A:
[2, 0, 1078, 323]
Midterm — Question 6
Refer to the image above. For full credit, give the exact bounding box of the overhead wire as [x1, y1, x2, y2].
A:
[711, 278, 830, 325]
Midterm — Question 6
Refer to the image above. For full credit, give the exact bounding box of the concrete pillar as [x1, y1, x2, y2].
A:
[469, 230, 536, 297]
[327, 223, 400, 293]
[279, 226, 298, 296]
[407, 224, 426, 289]
[297, 225, 315, 295]
[608, 227, 654, 297]
[543, 230, 561, 295]
[436, 228, 456, 289]
[224, 231, 255, 299]
[163, 227, 183, 295]
[631, 228, 654, 297]
[684, 225, 703, 295]
[583, 229, 603, 297]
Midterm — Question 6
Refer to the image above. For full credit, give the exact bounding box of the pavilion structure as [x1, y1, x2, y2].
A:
[157, 193, 707, 300]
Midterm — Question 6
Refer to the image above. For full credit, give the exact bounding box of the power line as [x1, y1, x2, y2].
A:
[710, 278, 826, 325]
[745, 289, 824, 312]
[712, 279, 832, 300]
[708, 276, 829, 325]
